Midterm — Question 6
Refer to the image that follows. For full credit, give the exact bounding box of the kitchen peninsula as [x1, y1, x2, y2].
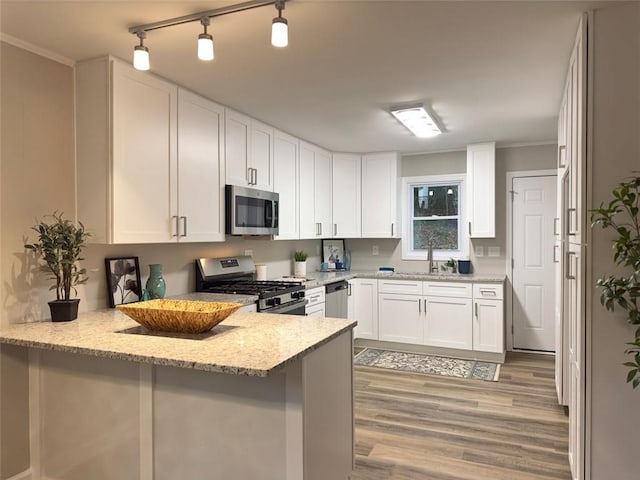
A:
[0, 306, 356, 480]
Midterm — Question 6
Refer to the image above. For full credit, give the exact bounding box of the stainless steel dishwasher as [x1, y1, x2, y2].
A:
[325, 280, 349, 318]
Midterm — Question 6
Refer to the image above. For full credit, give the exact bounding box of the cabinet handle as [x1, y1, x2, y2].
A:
[320, 223, 323, 236]
[566, 251, 576, 280]
[475, 302, 478, 317]
[418, 298, 421, 313]
[253, 168, 258, 185]
[172, 216, 179, 237]
[558, 144, 566, 168]
[334, 224, 337, 236]
[468, 222, 472, 235]
[553, 244, 560, 263]
[553, 217, 560, 236]
[391, 223, 394, 236]
[423, 299, 427, 316]
[347, 283, 352, 296]
[567, 208, 577, 236]
[247, 168, 252, 185]
[181, 216, 187, 237]
[479, 289, 497, 296]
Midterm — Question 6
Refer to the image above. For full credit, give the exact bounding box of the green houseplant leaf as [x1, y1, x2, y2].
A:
[591, 175, 640, 388]
[24, 211, 91, 301]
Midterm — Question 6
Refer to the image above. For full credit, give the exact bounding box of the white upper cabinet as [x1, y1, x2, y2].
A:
[467, 142, 496, 238]
[177, 89, 226, 242]
[224, 109, 252, 187]
[224, 109, 274, 191]
[250, 119, 275, 191]
[76, 58, 225, 244]
[332, 153, 361, 238]
[273, 130, 299, 240]
[299, 141, 332, 239]
[361, 152, 400, 238]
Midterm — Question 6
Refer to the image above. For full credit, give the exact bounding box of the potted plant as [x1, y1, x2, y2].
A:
[24, 212, 91, 322]
[591, 175, 640, 388]
[294, 250, 308, 277]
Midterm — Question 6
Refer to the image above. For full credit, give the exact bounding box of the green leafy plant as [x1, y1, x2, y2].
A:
[591, 176, 640, 388]
[441, 258, 457, 273]
[24, 212, 91, 301]
[294, 250, 308, 262]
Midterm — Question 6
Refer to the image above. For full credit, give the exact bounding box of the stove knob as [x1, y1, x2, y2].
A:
[274, 297, 281, 306]
[266, 298, 276, 307]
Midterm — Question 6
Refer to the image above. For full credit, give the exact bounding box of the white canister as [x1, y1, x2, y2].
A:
[256, 264, 268, 281]
[294, 261, 307, 278]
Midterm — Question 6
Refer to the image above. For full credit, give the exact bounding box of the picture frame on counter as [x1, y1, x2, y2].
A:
[322, 238, 345, 270]
[105, 256, 142, 308]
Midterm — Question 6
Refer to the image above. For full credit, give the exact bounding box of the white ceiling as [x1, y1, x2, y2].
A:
[0, 0, 618, 154]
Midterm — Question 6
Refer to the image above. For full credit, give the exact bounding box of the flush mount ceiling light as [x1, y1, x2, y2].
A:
[390, 105, 443, 138]
[133, 31, 150, 71]
[197, 17, 214, 61]
[130, 0, 289, 71]
[271, 0, 288, 47]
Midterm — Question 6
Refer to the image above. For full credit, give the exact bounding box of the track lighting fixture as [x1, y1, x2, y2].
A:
[198, 17, 214, 61]
[271, 0, 288, 48]
[130, 0, 289, 71]
[133, 31, 150, 71]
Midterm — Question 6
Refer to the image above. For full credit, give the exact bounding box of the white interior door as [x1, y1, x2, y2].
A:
[511, 175, 557, 351]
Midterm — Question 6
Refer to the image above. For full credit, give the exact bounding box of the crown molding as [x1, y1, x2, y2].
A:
[0, 33, 75, 67]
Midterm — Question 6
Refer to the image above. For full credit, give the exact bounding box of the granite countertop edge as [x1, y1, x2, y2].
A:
[304, 271, 506, 288]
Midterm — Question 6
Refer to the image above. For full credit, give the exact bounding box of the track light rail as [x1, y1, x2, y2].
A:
[128, 0, 282, 34]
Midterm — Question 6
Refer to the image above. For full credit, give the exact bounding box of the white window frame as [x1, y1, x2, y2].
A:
[401, 174, 468, 261]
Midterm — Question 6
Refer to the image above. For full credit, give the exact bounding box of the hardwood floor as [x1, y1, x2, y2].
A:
[351, 352, 570, 480]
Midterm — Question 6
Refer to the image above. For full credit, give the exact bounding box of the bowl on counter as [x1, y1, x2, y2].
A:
[116, 299, 242, 334]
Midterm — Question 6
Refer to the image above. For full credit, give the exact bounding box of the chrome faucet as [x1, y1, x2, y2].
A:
[427, 241, 435, 273]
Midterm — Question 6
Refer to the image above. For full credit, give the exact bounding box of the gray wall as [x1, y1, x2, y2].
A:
[349, 144, 557, 273]
[588, 4, 640, 479]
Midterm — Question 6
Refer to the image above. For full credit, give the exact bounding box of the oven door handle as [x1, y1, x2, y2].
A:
[263, 300, 307, 315]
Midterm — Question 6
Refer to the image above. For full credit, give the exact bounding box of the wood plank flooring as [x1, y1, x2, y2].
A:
[351, 352, 570, 480]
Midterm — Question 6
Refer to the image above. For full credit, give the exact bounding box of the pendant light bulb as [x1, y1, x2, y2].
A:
[133, 31, 150, 71]
[198, 17, 214, 61]
[271, 1, 288, 48]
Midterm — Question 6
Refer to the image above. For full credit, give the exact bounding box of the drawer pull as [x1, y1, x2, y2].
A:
[479, 289, 497, 296]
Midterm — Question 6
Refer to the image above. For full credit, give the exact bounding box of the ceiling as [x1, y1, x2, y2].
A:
[0, 0, 619, 154]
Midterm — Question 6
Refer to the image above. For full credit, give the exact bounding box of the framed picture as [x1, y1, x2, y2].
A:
[105, 257, 143, 308]
[322, 238, 345, 269]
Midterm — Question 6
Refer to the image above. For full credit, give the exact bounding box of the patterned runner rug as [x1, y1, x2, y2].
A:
[354, 348, 501, 382]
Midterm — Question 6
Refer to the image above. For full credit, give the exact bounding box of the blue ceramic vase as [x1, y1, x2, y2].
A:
[145, 264, 166, 299]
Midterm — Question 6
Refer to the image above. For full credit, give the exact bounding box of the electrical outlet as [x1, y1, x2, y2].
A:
[244, 249, 253, 257]
[372, 245, 379, 256]
[488, 246, 500, 257]
[475, 246, 484, 257]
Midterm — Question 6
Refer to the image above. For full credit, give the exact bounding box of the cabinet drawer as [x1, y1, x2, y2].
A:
[423, 282, 472, 298]
[378, 279, 422, 295]
[306, 286, 325, 307]
[473, 283, 503, 300]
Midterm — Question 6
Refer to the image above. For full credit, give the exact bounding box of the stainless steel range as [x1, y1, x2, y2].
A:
[195, 256, 306, 315]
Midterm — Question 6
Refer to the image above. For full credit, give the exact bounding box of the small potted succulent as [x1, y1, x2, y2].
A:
[294, 250, 308, 277]
[24, 212, 91, 322]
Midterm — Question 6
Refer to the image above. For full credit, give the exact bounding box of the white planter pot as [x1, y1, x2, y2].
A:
[294, 261, 307, 277]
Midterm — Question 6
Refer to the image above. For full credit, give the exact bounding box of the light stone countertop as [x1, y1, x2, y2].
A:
[303, 270, 505, 288]
[170, 291, 259, 305]
[0, 309, 355, 377]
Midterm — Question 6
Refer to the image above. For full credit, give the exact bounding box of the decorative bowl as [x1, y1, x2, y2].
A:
[116, 299, 243, 333]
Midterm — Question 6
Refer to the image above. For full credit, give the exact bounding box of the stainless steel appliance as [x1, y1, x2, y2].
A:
[225, 185, 279, 236]
[325, 280, 349, 319]
[195, 256, 305, 315]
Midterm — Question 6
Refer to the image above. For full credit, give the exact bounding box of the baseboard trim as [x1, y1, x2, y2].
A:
[5, 468, 32, 480]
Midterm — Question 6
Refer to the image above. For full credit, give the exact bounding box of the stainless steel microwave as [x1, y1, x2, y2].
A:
[225, 185, 279, 236]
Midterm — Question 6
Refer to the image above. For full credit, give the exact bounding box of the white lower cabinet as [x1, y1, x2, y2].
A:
[373, 279, 504, 353]
[378, 294, 422, 344]
[306, 286, 326, 317]
[348, 279, 378, 340]
[472, 299, 503, 353]
[424, 297, 473, 350]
